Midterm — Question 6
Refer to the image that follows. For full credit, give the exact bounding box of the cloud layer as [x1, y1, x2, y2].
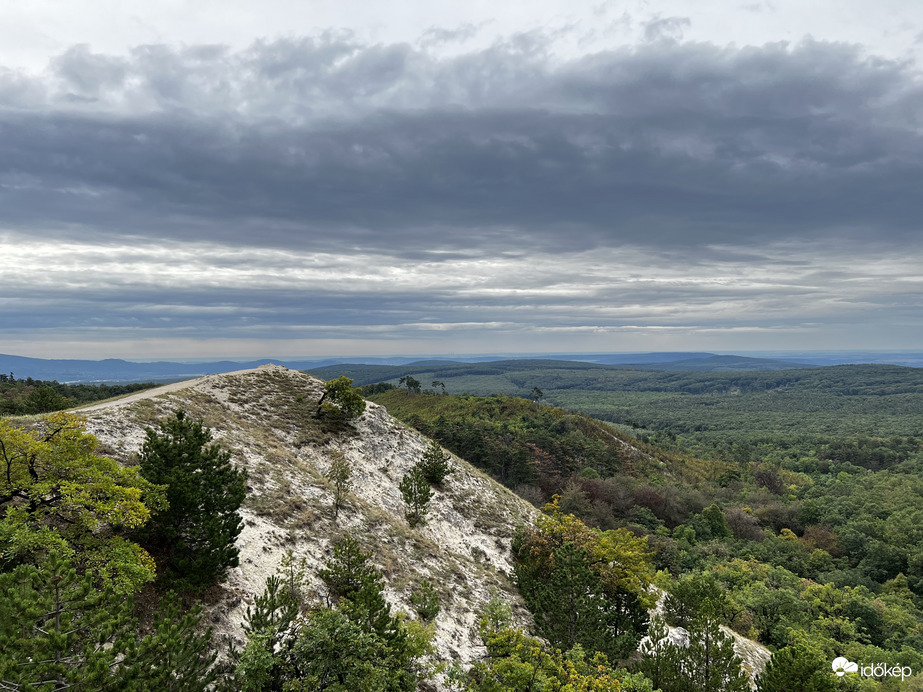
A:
[1, 30, 921, 356]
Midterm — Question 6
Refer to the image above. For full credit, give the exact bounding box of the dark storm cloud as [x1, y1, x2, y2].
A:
[1, 34, 922, 258]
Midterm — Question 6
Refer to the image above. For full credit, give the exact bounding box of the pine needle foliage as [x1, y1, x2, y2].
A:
[138, 409, 247, 590]
[639, 615, 749, 692]
[418, 440, 453, 485]
[325, 451, 352, 518]
[0, 552, 216, 691]
[399, 465, 433, 528]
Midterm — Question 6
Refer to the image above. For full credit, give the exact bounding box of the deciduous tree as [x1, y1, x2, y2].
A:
[452, 594, 654, 691]
[512, 497, 654, 660]
[316, 376, 366, 419]
[0, 413, 164, 592]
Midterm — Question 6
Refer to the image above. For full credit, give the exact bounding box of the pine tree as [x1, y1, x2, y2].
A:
[326, 451, 352, 518]
[410, 579, 441, 621]
[639, 615, 749, 692]
[319, 535, 394, 636]
[756, 642, 837, 692]
[138, 409, 247, 590]
[399, 465, 433, 528]
[418, 440, 453, 485]
[686, 616, 749, 692]
[0, 553, 215, 691]
[131, 593, 218, 691]
[0, 552, 133, 691]
[234, 538, 434, 691]
[638, 616, 685, 692]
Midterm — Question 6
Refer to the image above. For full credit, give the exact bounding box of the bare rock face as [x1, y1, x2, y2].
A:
[643, 588, 772, 689]
[79, 364, 538, 677]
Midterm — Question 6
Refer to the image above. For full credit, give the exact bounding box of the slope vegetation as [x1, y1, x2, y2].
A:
[79, 365, 538, 668]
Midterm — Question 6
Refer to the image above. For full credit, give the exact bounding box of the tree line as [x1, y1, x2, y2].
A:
[0, 376, 158, 415]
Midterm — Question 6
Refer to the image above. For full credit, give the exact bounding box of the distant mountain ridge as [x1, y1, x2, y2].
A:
[0, 352, 755, 383]
[3, 350, 920, 383]
[0, 354, 335, 383]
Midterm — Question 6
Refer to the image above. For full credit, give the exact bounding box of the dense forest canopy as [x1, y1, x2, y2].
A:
[366, 375, 923, 690]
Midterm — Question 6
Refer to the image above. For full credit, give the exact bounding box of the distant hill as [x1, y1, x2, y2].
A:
[308, 354, 814, 388]
[0, 352, 730, 383]
[6, 349, 920, 384]
[625, 355, 816, 371]
[0, 354, 337, 383]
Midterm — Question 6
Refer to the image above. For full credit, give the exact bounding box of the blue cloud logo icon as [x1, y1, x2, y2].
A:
[832, 657, 858, 677]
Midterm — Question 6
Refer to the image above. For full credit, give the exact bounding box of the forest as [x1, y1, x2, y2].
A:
[365, 368, 923, 691]
[0, 374, 157, 415]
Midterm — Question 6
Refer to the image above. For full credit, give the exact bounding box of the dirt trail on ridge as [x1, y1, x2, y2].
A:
[75, 365, 277, 412]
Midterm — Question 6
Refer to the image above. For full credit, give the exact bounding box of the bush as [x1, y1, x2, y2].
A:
[418, 440, 453, 485]
[400, 465, 433, 528]
[410, 579, 441, 621]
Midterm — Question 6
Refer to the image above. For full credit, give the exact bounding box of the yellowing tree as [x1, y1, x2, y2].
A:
[512, 497, 656, 660]
[451, 594, 655, 691]
[0, 412, 165, 593]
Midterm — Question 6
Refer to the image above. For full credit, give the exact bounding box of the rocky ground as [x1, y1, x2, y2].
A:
[78, 364, 538, 683]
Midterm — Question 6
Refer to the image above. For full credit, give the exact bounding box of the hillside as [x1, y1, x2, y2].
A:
[77, 365, 539, 674]
[311, 362, 923, 457]
[65, 364, 781, 689]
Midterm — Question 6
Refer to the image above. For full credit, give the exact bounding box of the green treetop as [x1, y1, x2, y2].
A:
[0, 412, 165, 593]
[316, 376, 366, 420]
[137, 409, 247, 590]
[512, 497, 655, 660]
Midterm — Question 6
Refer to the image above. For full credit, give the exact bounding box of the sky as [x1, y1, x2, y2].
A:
[1, 1, 922, 360]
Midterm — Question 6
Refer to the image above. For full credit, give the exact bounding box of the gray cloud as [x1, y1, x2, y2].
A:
[643, 16, 691, 42]
[0, 35, 920, 259]
[1, 31, 921, 356]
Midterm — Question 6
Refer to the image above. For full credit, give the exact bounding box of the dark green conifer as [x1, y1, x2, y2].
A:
[639, 615, 749, 692]
[756, 643, 837, 692]
[399, 465, 433, 527]
[138, 409, 247, 590]
[0, 553, 215, 691]
[418, 440, 453, 485]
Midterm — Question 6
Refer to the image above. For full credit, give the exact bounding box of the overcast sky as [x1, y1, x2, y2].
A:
[1, 1, 921, 359]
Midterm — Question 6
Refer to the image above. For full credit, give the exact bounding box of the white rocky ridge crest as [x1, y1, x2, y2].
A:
[79, 364, 538, 678]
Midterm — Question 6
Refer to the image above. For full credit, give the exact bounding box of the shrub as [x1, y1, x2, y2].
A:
[400, 466, 433, 528]
[418, 440, 453, 485]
